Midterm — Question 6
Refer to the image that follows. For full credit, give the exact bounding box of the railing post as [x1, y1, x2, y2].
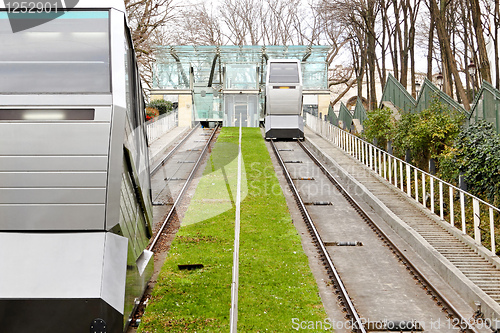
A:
[378, 150, 382, 177]
[406, 164, 411, 197]
[350, 134, 354, 156]
[439, 181, 444, 220]
[490, 207, 496, 254]
[356, 138, 360, 160]
[388, 156, 392, 184]
[363, 142, 367, 166]
[399, 160, 404, 192]
[473, 199, 481, 244]
[460, 191, 466, 233]
[415, 169, 419, 203]
[449, 187, 454, 226]
[430, 177, 434, 214]
[422, 173, 426, 208]
[394, 158, 398, 188]
[384, 153, 387, 180]
[352, 135, 355, 157]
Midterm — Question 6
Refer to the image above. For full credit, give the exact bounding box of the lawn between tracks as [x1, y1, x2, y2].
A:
[138, 127, 328, 332]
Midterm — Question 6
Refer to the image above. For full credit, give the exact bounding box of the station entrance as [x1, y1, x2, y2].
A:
[224, 94, 258, 127]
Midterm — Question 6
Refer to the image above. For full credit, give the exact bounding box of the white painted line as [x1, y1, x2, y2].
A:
[230, 123, 242, 332]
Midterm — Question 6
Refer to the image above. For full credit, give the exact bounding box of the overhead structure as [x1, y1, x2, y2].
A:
[151, 45, 331, 128]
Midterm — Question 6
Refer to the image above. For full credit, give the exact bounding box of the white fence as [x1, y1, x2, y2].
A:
[305, 113, 500, 255]
[146, 111, 177, 144]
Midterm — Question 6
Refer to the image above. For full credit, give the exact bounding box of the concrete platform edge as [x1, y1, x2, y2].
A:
[148, 126, 190, 167]
[304, 134, 500, 322]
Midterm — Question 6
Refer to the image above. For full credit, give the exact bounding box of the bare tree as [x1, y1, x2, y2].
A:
[219, 0, 263, 45]
[321, 0, 380, 109]
[483, 0, 500, 88]
[469, 0, 492, 84]
[125, 0, 179, 90]
[428, 0, 469, 110]
[179, 3, 223, 45]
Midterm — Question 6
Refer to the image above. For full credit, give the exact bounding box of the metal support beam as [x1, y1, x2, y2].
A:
[170, 47, 189, 87]
[208, 50, 220, 87]
[302, 46, 312, 62]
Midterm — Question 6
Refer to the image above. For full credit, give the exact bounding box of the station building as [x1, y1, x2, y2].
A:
[150, 45, 331, 127]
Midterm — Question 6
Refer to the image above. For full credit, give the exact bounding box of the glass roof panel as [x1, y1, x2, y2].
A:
[152, 45, 330, 90]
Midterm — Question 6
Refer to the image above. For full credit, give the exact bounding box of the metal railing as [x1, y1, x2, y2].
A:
[305, 113, 500, 255]
[146, 111, 178, 143]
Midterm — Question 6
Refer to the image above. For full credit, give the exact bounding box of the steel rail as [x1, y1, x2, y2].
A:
[297, 140, 481, 333]
[270, 139, 367, 333]
[148, 125, 218, 251]
[150, 123, 201, 176]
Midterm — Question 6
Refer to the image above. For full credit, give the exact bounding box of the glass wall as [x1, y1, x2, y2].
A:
[153, 62, 190, 89]
[302, 62, 328, 90]
[225, 64, 258, 90]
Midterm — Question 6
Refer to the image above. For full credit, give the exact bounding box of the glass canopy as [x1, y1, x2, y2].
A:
[153, 45, 330, 90]
[152, 45, 331, 125]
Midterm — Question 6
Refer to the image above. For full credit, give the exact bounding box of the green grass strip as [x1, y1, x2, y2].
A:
[138, 127, 328, 332]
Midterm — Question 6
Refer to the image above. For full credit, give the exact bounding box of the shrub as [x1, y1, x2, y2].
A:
[441, 120, 500, 204]
[393, 99, 464, 170]
[362, 107, 395, 149]
[147, 99, 173, 115]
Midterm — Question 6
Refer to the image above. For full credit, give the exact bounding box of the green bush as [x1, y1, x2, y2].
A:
[393, 99, 464, 170]
[440, 120, 500, 204]
[147, 99, 173, 115]
[362, 107, 395, 149]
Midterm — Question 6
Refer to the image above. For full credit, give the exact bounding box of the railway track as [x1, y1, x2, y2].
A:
[149, 124, 218, 250]
[271, 139, 485, 333]
[127, 125, 218, 330]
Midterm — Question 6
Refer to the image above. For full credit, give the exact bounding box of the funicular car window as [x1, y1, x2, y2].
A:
[0, 11, 110, 93]
[268, 62, 300, 84]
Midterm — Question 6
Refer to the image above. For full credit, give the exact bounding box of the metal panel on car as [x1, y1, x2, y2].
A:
[0, 205, 105, 230]
[0, 232, 106, 298]
[0, 156, 108, 171]
[0, 123, 111, 155]
[0, 172, 107, 187]
[0, 188, 106, 204]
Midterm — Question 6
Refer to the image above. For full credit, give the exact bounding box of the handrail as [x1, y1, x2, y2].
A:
[305, 113, 500, 255]
[146, 111, 178, 143]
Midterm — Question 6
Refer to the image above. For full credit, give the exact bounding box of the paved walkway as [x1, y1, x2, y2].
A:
[148, 126, 189, 166]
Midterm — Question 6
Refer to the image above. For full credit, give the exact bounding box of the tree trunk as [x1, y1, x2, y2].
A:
[400, 0, 409, 88]
[470, 0, 492, 83]
[461, 1, 470, 95]
[365, 0, 378, 110]
[429, 0, 470, 110]
[392, 0, 403, 82]
[408, 0, 419, 97]
[427, 16, 434, 80]
[380, 0, 387, 88]
[367, 34, 377, 109]
[496, 0, 500, 88]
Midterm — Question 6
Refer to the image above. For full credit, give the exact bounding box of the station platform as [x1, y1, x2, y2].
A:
[304, 126, 500, 323]
[148, 126, 190, 166]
